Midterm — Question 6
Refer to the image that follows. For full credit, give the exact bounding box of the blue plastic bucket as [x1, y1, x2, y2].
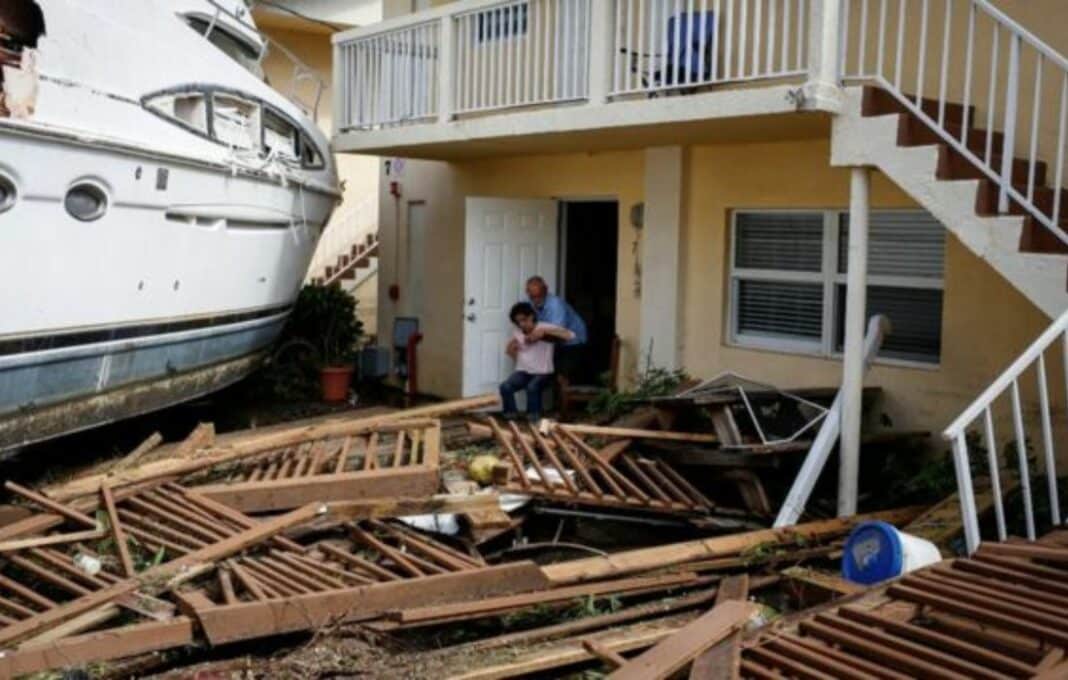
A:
[842, 521, 942, 585]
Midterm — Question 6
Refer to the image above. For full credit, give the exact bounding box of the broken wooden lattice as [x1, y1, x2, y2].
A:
[487, 418, 717, 515]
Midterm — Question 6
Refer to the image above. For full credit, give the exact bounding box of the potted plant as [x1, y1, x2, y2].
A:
[284, 284, 364, 403]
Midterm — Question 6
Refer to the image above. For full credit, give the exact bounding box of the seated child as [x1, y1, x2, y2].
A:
[500, 302, 574, 421]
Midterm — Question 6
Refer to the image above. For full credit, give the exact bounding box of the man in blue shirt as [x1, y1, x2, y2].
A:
[515, 276, 588, 382]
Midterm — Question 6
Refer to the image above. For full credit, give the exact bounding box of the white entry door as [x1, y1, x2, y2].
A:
[462, 197, 559, 397]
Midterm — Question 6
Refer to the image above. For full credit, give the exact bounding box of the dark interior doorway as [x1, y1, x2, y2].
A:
[561, 200, 619, 385]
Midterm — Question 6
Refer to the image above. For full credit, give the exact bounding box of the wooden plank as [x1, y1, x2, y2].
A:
[782, 567, 865, 608]
[0, 618, 195, 677]
[0, 528, 106, 553]
[487, 418, 529, 488]
[193, 466, 440, 513]
[708, 406, 743, 447]
[451, 620, 688, 680]
[597, 439, 633, 464]
[3, 482, 97, 528]
[560, 423, 718, 444]
[542, 507, 926, 584]
[395, 572, 701, 624]
[583, 638, 628, 668]
[173, 422, 215, 458]
[690, 574, 749, 680]
[607, 600, 757, 680]
[111, 432, 164, 473]
[192, 562, 551, 645]
[101, 483, 135, 578]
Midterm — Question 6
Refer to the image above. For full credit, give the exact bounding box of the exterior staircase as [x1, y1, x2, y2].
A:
[835, 0, 1068, 320]
[832, 85, 1068, 319]
[309, 231, 379, 289]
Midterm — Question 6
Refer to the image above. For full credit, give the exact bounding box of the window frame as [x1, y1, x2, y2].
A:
[727, 208, 945, 369]
[141, 85, 326, 170]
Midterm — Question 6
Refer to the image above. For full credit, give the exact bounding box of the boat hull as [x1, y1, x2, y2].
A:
[0, 127, 334, 451]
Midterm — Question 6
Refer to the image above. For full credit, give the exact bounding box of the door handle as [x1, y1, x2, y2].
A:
[466, 313, 477, 322]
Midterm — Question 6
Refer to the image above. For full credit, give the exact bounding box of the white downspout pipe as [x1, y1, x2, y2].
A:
[774, 313, 890, 528]
[838, 167, 871, 517]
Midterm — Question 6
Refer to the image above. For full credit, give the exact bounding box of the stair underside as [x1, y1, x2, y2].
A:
[833, 86, 1068, 319]
[861, 86, 1068, 256]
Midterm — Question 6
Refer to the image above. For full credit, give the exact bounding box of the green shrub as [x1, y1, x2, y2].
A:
[260, 284, 364, 400]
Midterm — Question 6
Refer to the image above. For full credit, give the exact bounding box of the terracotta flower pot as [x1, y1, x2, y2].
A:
[320, 366, 354, 403]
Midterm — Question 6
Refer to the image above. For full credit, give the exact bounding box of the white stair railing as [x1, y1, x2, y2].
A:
[841, 0, 1068, 248]
[943, 307, 1068, 554]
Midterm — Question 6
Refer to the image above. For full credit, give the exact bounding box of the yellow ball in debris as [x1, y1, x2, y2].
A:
[468, 454, 501, 485]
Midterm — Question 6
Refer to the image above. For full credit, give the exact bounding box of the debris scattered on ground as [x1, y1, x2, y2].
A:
[0, 382, 1050, 679]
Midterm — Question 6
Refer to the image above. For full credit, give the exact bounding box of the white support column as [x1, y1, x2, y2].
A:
[587, 0, 615, 106]
[839, 166, 870, 517]
[803, 0, 844, 112]
[331, 39, 344, 136]
[640, 146, 684, 371]
[438, 14, 455, 123]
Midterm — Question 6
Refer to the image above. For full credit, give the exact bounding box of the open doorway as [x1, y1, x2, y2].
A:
[560, 200, 619, 385]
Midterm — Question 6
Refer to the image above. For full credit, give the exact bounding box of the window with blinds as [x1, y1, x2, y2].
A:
[730, 210, 945, 364]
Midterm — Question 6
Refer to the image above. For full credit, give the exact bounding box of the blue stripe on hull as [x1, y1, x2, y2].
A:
[0, 316, 287, 416]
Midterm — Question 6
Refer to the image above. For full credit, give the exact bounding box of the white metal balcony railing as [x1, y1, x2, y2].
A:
[337, 19, 442, 129]
[334, 0, 816, 132]
[841, 0, 1068, 250]
[944, 308, 1068, 555]
[611, 0, 810, 98]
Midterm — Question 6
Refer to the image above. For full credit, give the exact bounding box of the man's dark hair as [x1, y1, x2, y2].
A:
[509, 302, 537, 325]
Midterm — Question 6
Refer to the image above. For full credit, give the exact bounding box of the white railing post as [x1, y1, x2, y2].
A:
[332, 40, 345, 135]
[803, 0, 844, 112]
[951, 432, 982, 554]
[438, 14, 456, 124]
[587, 0, 615, 106]
[999, 33, 1020, 214]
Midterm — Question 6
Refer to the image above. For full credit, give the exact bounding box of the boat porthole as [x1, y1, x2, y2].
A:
[64, 182, 109, 222]
[0, 174, 16, 214]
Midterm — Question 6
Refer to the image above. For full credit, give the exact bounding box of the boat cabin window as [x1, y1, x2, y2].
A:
[212, 93, 261, 150]
[144, 88, 325, 170]
[300, 134, 324, 169]
[263, 108, 299, 161]
[145, 92, 209, 135]
[184, 16, 264, 78]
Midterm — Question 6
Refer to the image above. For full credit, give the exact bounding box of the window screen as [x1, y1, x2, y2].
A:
[731, 210, 945, 364]
[737, 280, 824, 340]
[735, 212, 824, 272]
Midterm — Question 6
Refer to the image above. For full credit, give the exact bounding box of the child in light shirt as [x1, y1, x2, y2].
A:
[500, 302, 574, 421]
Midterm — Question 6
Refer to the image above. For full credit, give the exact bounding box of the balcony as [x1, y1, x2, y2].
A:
[331, 0, 841, 159]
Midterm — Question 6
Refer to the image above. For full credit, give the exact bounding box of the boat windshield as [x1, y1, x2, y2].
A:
[185, 16, 264, 79]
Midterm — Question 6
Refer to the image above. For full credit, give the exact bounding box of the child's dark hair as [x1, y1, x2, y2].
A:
[509, 302, 537, 325]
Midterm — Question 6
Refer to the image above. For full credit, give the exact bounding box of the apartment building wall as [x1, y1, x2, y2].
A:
[378, 137, 1057, 438]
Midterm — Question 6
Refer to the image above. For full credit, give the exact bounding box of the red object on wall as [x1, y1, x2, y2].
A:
[388, 284, 400, 301]
[389, 181, 401, 197]
[406, 332, 424, 398]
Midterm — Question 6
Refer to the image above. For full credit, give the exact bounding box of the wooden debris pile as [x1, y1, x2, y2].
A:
[0, 409, 923, 680]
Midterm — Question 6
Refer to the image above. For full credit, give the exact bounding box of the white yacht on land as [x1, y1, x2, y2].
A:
[0, 0, 340, 452]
